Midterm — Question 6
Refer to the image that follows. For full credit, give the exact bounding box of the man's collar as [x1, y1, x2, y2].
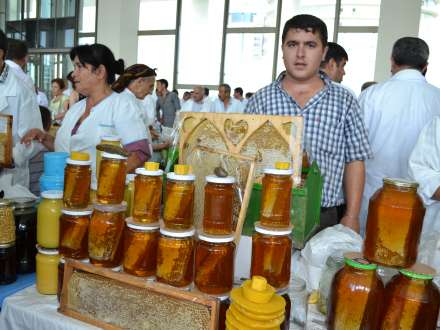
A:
[0, 63, 9, 83]
[275, 70, 332, 89]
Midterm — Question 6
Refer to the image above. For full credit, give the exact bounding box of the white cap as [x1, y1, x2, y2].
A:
[102, 152, 127, 160]
[254, 222, 293, 236]
[206, 175, 235, 184]
[167, 172, 196, 181]
[36, 245, 59, 255]
[198, 232, 235, 243]
[41, 190, 63, 199]
[66, 158, 92, 166]
[263, 168, 293, 176]
[93, 202, 127, 213]
[160, 227, 195, 238]
[135, 167, 163, 177]
[125, 217, 159, 231]
[62, 208, 93, 216]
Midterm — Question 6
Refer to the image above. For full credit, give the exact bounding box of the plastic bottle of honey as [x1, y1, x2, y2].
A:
[36, 245, 60, 295]
[63, 151, 91, 209]
[37, 190, 63, 248]
[97, 152, 127, 205]
[260, 162, 293, 228]
[59, 208, 92, 259]
[163, 165, 195, 230]
[133, 162, 163, 224]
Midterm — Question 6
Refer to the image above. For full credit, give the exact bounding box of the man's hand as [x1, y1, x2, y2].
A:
[340, 215, 360, 233]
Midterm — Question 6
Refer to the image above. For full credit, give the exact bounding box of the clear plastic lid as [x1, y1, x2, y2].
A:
[41, 190, 63, 199]
[383, 177, 418, 189]
[36, 245, 59, 255]
[125, 217, 159, 231]
[62, 208, 93, 216]
[160, 227, 195, 238]
[198, 232, 235, 243]
[102, 152, 127, 160]
[344, 252, 377, 271]
[93, 202, 127, 213]
[254, 222, 293, 236]
[206, 175, 235, 184]
[167, 172, 196, 181]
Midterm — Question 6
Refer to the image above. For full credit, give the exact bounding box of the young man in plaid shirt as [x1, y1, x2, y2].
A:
[245, 14, 372, 233]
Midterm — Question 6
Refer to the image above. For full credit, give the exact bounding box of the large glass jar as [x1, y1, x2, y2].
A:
[97, 152, 127, 205]
[96, 135, 121, 180]
[133, 162, 163, 224]
[13, 198, 37, 273]
[63, 152, 91, 209]
[289, 276, 308, 329]
[0, 242, 17, 285]
[37, 190, 63, 248]
[260, 162, 293, 228]
[380, 264, 440, 329]
[123, 219, 159, 277]
[124, 174, 135, 217]
[250, 223, 292, 290]
[156, 227, 195, 288]
[163, 165, 195, 230]
[318, 255, 345, 315]
[0, 199, 16, 245]
[364, 178, 425, 267]
[88, 203, 127, 268]
[194, 233, 235, 295]
[203, 175, 235, 235]
[59, 208, 92, 259]
[327, 252, 384, 330]
[36, 246, 60, 295]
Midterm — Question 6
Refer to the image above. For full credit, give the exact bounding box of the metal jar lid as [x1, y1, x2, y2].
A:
[383, 178, 418, 189]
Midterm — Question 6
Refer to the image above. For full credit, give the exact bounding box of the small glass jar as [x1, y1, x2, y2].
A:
[57, 257, 65, 302]
[203, 175, 235, 235]
[260, 163, 293, 228]
[364, 178, 425, 267]
[123, 218, 160, 277]
[124, 174, 136, 218]
[251, 223, 292, 290]
[97, 152, 127, 205]
[133, 162, 163, 224]
[318, 255, 345, 315]
[96, 135, 121, 180]
[0, 199, 16, 245]
[37, 191, 63, 248]
[163, 165, 195, 230]
[88, 203, 127, 268]
[288, 276, 308, 329]
[194, 233, 235, 295]
[63, 152, 92, 209]
[156, 227, 195, 288]
[0, 242, 17, 285]
[59, 208, 92, 259]
[36, 245, 60, 295]
[13, 198, 37, 273]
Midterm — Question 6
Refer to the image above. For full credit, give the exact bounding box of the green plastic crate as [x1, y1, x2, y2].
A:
[242, 161, 322, 249]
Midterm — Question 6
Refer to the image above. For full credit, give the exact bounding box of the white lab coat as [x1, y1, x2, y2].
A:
[142, 94, 157, 126]
[409, 116, 440, 236]
[181, 97, 212, 113]
[5, 60, 35, 92]
[0, 64, 43, 188]
[359, 69, 440, 234]
[54, 91, 148, 185]
[210, 97, 245, 113]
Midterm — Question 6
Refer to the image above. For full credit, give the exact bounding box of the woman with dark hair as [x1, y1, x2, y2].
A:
[63, 71, 85, 111]
[49, 78, 69, 121]
[22, 44, 150, 184]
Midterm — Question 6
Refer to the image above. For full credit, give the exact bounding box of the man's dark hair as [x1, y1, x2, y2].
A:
[321, 42, 348, 67]
[234, 87, 243, 96]
[282, 14, 328, 47]
[0, 29, 8, 55]
[204, 87, 209, 96]
[219, 83, 231, 94]
[158, 79, 168, 89]
[6, 39, 28, 61]
[391, 37, 429, 71]
[245, 92, 254, 99]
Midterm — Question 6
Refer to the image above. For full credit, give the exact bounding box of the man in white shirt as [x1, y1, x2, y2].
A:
[359, 37, 440, 234]
[234, 87, 248, 108]
[181, 85, 212, 113]
[211, 83, 244, 113]
[5, 39, 34, 92]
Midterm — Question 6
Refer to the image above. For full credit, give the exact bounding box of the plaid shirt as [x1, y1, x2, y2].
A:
[245, 72, 372, 207]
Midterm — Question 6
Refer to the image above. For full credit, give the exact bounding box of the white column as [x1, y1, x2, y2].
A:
[96, 0, 140, 66]
[374, 0, 422, 82]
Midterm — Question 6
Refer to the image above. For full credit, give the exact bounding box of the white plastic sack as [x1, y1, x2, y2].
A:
[0, 173, 36, 199]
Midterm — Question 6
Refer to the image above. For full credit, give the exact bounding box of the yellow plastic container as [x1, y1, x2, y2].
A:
[37, 190, 63, 248]
[36, 245, 60, 295]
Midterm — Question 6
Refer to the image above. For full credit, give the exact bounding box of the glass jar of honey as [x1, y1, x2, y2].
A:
[36, 245, 60, 295]
[57, 257, 65, 302]
[59, 208, 92, 259]
[123, 218, 159, 277]
[88, 203, 127, 268]
[133, 162, 163, 224]
[218, 295, 230, 330]
[203, 175, 235, 235]
[37, 191, 63, 248]
[156, 227, 195, 288]
[97, 152, 127, 205]
[0, 242, 17, 285]
[380, 264, 440, 329]
[194, 233, 235, 295]
[124, 174, 135, 217]
[327, 252, 384, 330]
[0, 199, 16, 245]
[260, 162, 293, 228]
[90, 182, 97, 204]
[163, 165, 195, 230]
[364, 178, 425, 267]
[96, 135, 121, 180]
[63, 152, 91, 209]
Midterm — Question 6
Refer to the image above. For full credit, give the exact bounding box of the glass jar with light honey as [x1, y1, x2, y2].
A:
[133, 162, 163, 224]
[124, 174, 135, 217]
[327, 252, 384, 330]
[123, 218, 159, 277]
[203, 175, 235, 235]
[163, 165, 195, 230]
[36, 245, 60, 295]
[88, 203, 127, 268]
[156, 227, 194, 288]
[37, 191, 63, 248]
[380, 264, 440, 329]
[0, 199, 16, 245]
[195, 233, 235, 295]
[364, 178, 425, 267]
[59, 208, 92, 259]
[97, 152, 127, 205]
[260, 162, 293, 228]
[96, 135, 121, 180]
[63, 151, 91, 209]
[250, 223, 292, 290]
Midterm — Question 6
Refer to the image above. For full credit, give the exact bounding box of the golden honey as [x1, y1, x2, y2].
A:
[123, 219, 159, 277]
[156, 227, 194, 288]
[96, 152, 127, 205]
[260, 163, 293, 228]
[251, 223, 292, 290]
[88, 203, 127, 268]
[203, 176, 235, 235]
[36, 246, 60, 295]
[96, 135, 121, 180]
[133, 162, 163, 223]
[37, 191, 63, 248]
[0, 199, 16, 245]
[59, 208, 92, 259]
[124, 174, 135, 217]
[63, 152, 91, 209]
[194, 233, 235, 295]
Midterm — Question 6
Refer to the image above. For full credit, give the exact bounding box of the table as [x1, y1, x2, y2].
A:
[0, 273, 36, 307]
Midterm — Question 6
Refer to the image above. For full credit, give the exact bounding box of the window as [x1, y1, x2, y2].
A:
[138, 0, 177, 31]
[228, 0, 277, 28]
[339, 0, 381, 26]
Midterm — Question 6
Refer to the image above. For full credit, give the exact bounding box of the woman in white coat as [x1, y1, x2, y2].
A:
[22, 44, 150, 184]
